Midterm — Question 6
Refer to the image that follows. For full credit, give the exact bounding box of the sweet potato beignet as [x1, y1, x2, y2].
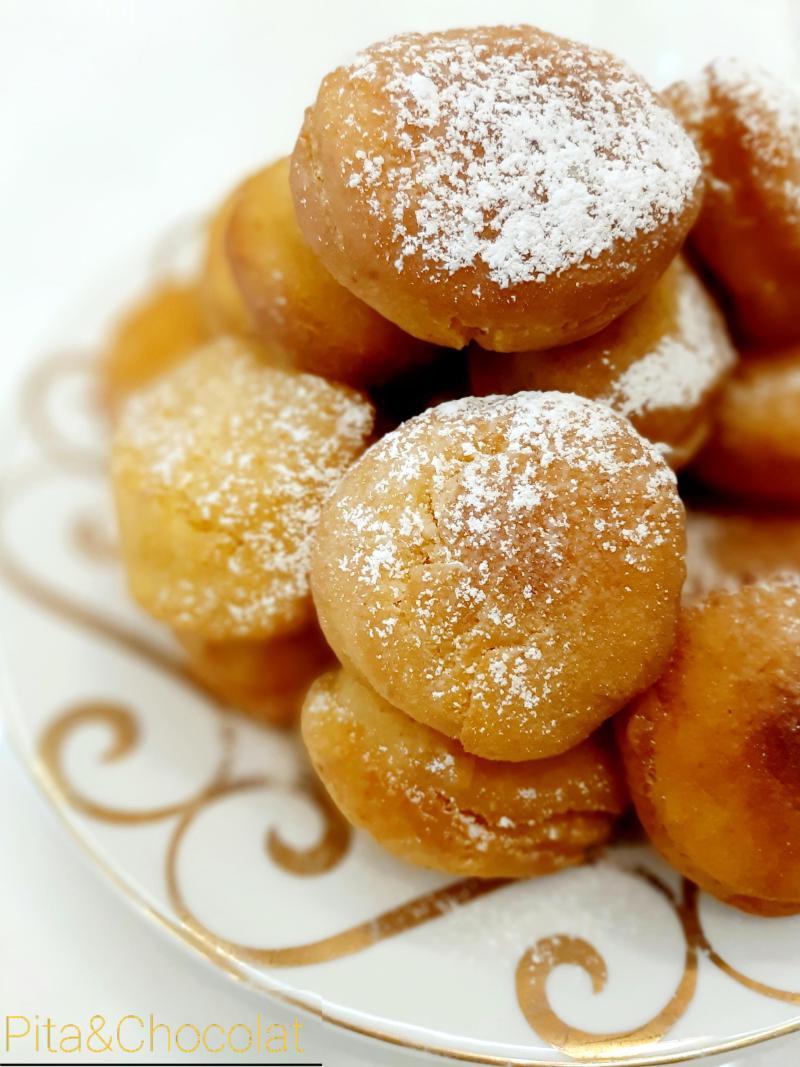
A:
[302, 669, 628, 878]
[667, 60, 800, 345]
[469, 258, 736, 470]
[291, 25, 702, 352]
[692, 343, 800, 505]
[100, 281, 210, 413]
[227, 158, 434, 387]
[619, 579, 800, 915]
[311, 392, 685, 761]
[178, 625, 334, 726]
[199, 185, 254, 337]
[111, 337, 374, 641]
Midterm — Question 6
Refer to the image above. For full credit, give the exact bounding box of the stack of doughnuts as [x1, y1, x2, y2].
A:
[107, 25, 800, 912]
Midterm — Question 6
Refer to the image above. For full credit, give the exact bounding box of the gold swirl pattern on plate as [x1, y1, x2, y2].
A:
[38, 700, 234, 824]
[3, 348, 800, 1064]
[515, 873, 697, 1060]
[19, 351, 106, 472]
[165, 778, 505, 966]
[0, 465, 249, 715]
[0, 468, 188, 686]
[266, 779, 352, 876]
[682, 881, 800, 1005]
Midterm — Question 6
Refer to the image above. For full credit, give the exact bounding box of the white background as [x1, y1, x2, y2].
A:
[1, 2, 799, 1064]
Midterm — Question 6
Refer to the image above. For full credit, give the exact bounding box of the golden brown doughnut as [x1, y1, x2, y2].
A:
[685, 508, 800, 602]
[111, 336, 374, 641]
[199, 185, 254, 337]
[469, 258, 736, 469]
[311, 392, 685, 761]
[692, 342, 800, 505]
[666, 60, 800, 345]
[178, 624, 334, 726]
[302, 668, 627, 877]
[618, 579, 800, 915]
[226, 158, 434, 386]
[100, 281, 210, 412]
[291, 25, 702, 352]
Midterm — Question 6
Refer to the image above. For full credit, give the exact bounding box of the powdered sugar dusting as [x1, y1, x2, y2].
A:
[604, 267, 735, 418]
[342, 27, 700, 285]
[677, 58, 800, 218]
[317, 391, 684, 746]
[112, 338, 374, 636]
[712, 58, 800, 170]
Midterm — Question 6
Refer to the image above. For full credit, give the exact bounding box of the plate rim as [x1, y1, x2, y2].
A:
[3, 243, 800, 1066]
[5, 711, 800, 1067]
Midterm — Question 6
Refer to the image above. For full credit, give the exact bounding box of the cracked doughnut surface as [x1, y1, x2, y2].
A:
[111, 337, 374, 640]
[291, 25, 702, 352]
[302, 668, 627, 877]
[311, 391, 685, 760]
[618, 579, 800, 915]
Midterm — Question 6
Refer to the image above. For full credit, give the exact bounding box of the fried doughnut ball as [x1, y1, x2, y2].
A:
[178, 625, 334, 726]
[199, 185, 254, 337]
[666, 60, 800, 345]
[302, 668, 627, 877]
[291, 25, 702, 352]
[111, 337, 374, 640]
[227, 157, 434, 386]
[470, 258, 736, 470]
[619, 579, 800, 915]
[311, 392, 686, 761]
[685, 509, 800, 602]
[100, 281, 209, 412]
[692, 343, 800, 505]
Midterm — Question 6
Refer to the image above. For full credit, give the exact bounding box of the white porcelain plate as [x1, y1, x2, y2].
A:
[3, 237, 800, 1067]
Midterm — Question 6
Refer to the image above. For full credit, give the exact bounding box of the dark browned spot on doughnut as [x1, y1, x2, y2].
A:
[753, 697, 800, 795]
